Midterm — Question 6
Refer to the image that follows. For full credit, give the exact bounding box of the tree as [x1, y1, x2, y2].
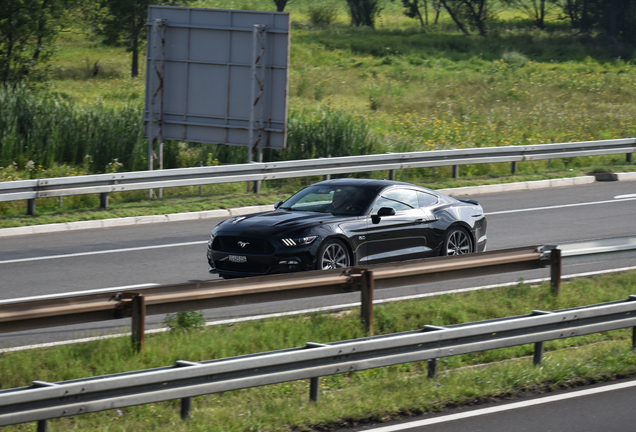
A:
[503, 0, 559, 29]
[439, 0, 492, 36]
[345, 0, 382, 28]
[392, 0, 429, 27]
[100, 0, 189, 78]
[0, 0, 76, 85]
[556, 0, 636, 43]
[273, 0, 288, 11]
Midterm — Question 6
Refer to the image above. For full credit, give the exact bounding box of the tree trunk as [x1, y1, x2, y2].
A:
[440, 0, 471, 35]
[423, 0, 429, 25]
[435, 1, 441, 24]
[346, 0, 362, 25]
[132, 32, 139, 78]
[32, 0, 52, 67]
[609, 0, 620, 43]
[415, 2, 425, 26]
[273, 0, 287, 12]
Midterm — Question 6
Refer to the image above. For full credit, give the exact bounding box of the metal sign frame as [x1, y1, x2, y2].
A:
[144, 6, 291, 164]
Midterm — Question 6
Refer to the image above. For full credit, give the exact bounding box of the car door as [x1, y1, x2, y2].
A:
[362, 188, 435, 265]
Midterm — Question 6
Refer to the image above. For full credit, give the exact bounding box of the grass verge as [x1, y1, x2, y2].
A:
[1, 270, 635, 431]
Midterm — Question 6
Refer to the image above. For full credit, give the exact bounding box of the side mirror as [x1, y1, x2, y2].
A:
[371, 207, 395, 224]
[274, 201, 284, 209]
[378, 207, 396, 216]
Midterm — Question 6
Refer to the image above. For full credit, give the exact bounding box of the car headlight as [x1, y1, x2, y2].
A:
[209, 225, 220, 243]
[280, 236, 317, 247]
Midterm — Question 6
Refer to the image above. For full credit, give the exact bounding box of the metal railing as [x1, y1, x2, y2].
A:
[2, 295, 636, 428]
[1, 138, 634, 215]
[2, 236, 635, 349]
[0, 246, 550, 339]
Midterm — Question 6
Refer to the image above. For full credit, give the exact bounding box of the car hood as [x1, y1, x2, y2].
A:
[216, 210, 342, 236]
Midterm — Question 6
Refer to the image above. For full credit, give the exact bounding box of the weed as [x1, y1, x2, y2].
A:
[163, 311, 206, 332]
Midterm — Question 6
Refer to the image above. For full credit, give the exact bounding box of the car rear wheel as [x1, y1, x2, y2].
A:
[316, 239, 350, 270]
[442, 227, 473, 256]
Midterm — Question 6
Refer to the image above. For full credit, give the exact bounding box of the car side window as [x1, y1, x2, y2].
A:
[417, 191, 439, 207]
[372, 189, 419, 213]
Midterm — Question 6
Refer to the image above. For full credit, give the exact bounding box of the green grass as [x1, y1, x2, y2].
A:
[1, 270, 636, 431]
[2, 1, 635, 227]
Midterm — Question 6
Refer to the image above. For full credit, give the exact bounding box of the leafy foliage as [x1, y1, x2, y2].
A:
[99, 0, 190, 78]
[345, 0, 382, 28]
[0, 0, 80, 84]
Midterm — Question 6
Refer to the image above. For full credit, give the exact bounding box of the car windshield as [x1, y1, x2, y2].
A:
[280, 185, 376, 216]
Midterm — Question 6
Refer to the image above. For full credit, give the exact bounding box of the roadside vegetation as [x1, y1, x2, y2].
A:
[1, 270, 636, 431]
[1, 1, 635, 226]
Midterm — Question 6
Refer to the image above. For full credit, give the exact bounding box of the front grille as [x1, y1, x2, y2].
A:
[215, 261, 270, 274]
[212, 236, 275, 255]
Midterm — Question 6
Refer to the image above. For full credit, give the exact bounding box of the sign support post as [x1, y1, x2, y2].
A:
[148, 19, 166, 198]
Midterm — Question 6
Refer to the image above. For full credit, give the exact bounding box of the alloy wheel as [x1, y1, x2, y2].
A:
[320, 242, 350, 269]
[445, 230, 472, 255]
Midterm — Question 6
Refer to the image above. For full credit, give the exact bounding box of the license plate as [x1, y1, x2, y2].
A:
[229, 255, 247, 263]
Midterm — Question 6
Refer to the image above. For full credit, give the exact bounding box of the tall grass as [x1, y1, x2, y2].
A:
[0, 86, 378, 175]
[0, 85, 146, 173]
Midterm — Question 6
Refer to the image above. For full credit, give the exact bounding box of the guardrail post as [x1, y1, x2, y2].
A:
[550, 248, 562, 296]
[181, 397, 192, 419]
[628, 152, 633, 163]
[174, 360, 198, 418]
[131, 294, 146, 352]
[32, 381, 57, 431]
[310, 377, 320, 402]
[428, 358, 439, 378]
[533, 342, 544, 365]
[323, 155, 331, 181]
[37, 420, 49, 432]
[253, 147, 264, 193]
[100, 192, 109, 210]
[360, 270, 374, 335]
[452, 165, 459, 178]
[388, 169, 396, 180]
[511, 161, 518, 175]
[27, 199, 36, 216]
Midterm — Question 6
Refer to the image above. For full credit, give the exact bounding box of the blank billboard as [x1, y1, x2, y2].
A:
[144, 6, 290, 149]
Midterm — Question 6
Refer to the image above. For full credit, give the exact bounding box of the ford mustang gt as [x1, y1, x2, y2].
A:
[207, 178, 487, 279]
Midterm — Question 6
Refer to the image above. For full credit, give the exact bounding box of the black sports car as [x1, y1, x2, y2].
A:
[207, 178, 487, 279]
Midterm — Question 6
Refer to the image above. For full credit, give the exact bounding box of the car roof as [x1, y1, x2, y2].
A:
[314, 178, 432, 193]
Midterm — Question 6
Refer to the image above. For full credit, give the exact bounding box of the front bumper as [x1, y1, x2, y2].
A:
[207, 240, 316, 277]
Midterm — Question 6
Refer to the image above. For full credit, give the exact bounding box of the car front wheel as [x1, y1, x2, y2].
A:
[316, 239, 350, 270]
[442, 227, 473, 256]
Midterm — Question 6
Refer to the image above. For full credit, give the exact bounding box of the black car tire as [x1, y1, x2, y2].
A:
[442, 227, 473, 256]
[316, 239, 350, 270]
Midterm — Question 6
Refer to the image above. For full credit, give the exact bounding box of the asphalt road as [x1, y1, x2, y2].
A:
[1, 180, 635, 347]
[347, 377, 636, 432]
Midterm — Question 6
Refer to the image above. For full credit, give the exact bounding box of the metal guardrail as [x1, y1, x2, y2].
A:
[2, 295, 636, 428]
[0, 245, 549, 336]
[2, 236, 635, 346]
[1, 138, 635, 214]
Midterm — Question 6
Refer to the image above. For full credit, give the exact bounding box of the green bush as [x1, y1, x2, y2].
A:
[163, 311, 206, 332]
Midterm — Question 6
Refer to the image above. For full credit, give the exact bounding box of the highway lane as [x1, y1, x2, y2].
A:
[0, 181, 635, 347]
[351, 377, 636, 432]
[1, 180, 635, 296]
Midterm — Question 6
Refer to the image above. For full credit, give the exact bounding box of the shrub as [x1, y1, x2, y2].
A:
[163, 311, 206, 332]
